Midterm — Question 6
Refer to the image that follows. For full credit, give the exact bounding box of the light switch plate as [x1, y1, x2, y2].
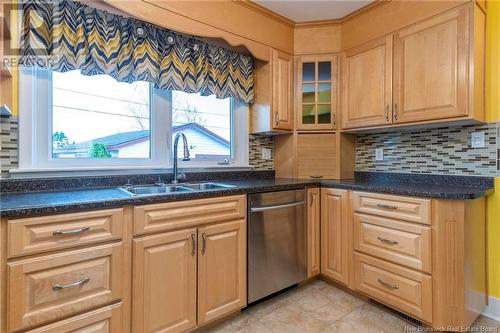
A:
[261, 148, 271, 160]
[471, 132, 485, 148]
[375, 148, 384, 161]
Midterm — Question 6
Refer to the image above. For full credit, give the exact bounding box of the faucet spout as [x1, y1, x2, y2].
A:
[173, 133, 190, 184]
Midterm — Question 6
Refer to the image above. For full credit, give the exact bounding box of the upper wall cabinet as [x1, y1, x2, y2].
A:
[251, 49, 293, 134]
[341, 36, 393, 129]
[341, 3, 485, 131]
[296, 54, 338, 131]
[392, 6, 469, 124]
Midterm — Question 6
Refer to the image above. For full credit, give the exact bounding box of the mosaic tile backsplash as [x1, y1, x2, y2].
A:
[355, 123, 499, 177]
[249, 134, 274, 170]
[0, 116, 18, 178]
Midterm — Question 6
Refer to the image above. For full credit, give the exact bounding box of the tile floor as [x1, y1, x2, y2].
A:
[206, 280, 500, 333]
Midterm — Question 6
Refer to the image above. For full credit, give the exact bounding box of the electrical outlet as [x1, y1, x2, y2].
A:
[471, 132, 485, 148]
[375, 148, 384, 161]
[261, 148, 271, 160]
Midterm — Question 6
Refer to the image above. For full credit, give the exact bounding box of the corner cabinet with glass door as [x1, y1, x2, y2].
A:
[296, 55, 338, 130]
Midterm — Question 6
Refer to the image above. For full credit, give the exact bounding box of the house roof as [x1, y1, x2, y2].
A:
[55, 123, 230, 152]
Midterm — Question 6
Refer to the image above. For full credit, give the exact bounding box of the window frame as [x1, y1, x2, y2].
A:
[17, 67, 249, 173]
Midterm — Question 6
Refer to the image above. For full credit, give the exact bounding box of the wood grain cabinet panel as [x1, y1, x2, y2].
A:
[198, 219, 246, 326]
[7, 208, 123, 258]
[134, 195, 246, 236]
[354, 253, 433, 323]
[353, 213, 432, 273]
[7, 243, 124, 332]
[321, 188, 349, 285]
[272, 50, 294, 130]
[341, 36, 393, 129]
[352, 191, 430, 225]
[297, 133, 336, 179]
[132, 229, 197, 333]
[25, 303, 124, 333]
[393, 7, 469, 123]
[307, 188, 320, 278]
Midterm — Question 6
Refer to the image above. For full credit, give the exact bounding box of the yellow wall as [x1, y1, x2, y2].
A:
[486, 0, 500, 298]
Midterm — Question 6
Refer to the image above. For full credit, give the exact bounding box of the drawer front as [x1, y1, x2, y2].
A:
[8, 243, 124, 332]
[352, 192, 430, 224]
[25, 303, 123, 333]
[353, 213, 431, 273]
[8, 208, 123, 258]
[134, 195, 246, 235]
[354, 253, 432, 323]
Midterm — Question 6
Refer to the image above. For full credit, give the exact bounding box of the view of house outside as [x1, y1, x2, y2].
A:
[51, 70, 231, 160]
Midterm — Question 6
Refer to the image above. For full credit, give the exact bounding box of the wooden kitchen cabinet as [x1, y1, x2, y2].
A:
[393, 6, 469, 124]
[251, 48, 293, 133]
[132, 229, 197, 333]
[307, 188, 320, 278]
[341, 36, 393, 129]
[197, 219, 246, 326]
[341, 3, 485, 131]
[320, 188, 349, 285]
[295, 54, 338, 130]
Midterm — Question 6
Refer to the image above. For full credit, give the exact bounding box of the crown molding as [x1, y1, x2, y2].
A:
[241, 0, 389, 29]
[233, 0, 295, 28]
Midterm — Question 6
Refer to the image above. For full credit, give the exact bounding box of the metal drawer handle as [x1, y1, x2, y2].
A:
[309, 175, 323, 179]
[377, 278, 399, 290]
[52, 226, 90, 236]
[309, 192, 314, 207]
[201, 233, 207, 255]
[52, 276, 90, 291]
[377, 236, 399, 245]
[275, 112, 280, 127]
[376, 203, 398, 210]
[385, 105, 390, 121]
[191, 234, 196, 256]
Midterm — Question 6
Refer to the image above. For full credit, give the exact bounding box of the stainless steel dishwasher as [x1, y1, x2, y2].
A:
[248, 189, 307, 303]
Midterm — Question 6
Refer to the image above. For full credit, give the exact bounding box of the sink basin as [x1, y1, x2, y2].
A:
[182, 182, 236, 191]
[121, 185, 193, 196]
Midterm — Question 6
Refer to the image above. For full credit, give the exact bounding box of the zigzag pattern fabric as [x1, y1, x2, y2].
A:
[20, 0, 254, 103]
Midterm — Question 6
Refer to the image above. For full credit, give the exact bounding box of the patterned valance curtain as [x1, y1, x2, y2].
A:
[19, 0, 254, 103]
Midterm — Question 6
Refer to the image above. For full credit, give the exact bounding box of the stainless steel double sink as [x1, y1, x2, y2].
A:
[120, 182, 236, 196]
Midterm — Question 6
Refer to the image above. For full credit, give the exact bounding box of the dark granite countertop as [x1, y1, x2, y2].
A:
[0, 173, 494, 218]
[0, 178, 319, 217]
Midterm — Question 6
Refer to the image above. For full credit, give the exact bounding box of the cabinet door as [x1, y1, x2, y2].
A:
[297, 133, 337, 179]
[296, 55, 338, 130]
[307, 188, 321, 278]
[321, 188, 349, 285]
[341, 36, 393, 129]
[272, 50, 293, 130]
[132, 229, 197, 333]
[393, 7, 468, 123]
[198, 219, 246, 326]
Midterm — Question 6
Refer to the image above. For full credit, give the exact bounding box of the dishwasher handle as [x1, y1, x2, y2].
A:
[250, 200, 306, 212]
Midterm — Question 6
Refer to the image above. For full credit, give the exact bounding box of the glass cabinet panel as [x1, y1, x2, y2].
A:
[298, 56, 336, 129]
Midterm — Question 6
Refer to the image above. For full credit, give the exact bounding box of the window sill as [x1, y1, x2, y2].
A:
[8, 165, 254, 179]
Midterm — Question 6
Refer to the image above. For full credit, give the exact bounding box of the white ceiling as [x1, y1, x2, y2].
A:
[254, 0, 374, 22]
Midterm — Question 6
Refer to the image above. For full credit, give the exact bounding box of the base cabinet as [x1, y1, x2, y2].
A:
[132, 229, 197, 333]
[198, 220, 247, 326]
[320, 188, 349, 285]
[307, 188, 320, 278]
[132, 219, 246, 333]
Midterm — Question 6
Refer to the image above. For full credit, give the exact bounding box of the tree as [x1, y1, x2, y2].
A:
[90, 143, 111, 158]
[52, 131, 70, 149]
[173, 100, 206, 126]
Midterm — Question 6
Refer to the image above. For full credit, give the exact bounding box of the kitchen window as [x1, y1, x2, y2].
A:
[18, 67, 249, 172]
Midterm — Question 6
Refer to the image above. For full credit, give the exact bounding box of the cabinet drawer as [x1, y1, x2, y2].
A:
[25, 303, 124, 333]
[354, 253, 432, 323]
[7, 243, 124, 332]
[353, 213, 431, 273]
[134, 195, 246, 235]
[7, 208, 123, 258]
[352, 192, 430, 224]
